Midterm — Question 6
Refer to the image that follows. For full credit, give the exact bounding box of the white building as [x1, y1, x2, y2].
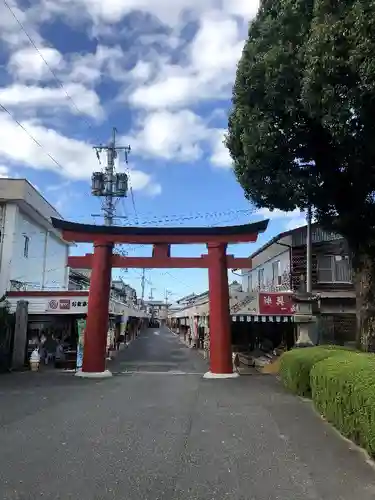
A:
[144, 300, 169, 320]
[112, 279, 137, 307]
[0, 179, 69, 296]
[240, 232, 293, 294]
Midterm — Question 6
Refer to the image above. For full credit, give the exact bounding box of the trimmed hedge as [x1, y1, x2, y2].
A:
[310, 354, 375, 457]
[279, 346, 351, 397]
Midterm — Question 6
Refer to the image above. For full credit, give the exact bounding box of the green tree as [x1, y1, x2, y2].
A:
[226, 0, 375, 350]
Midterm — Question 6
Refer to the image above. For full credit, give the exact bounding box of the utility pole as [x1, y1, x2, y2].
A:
[141, 268, 146, 302]
[306, 204, 312, 294]
[103, 127, 116, 226]
[164, 289, 170, 324]
[91, 127, 131, 226]
[149, 287, 155, 300]
[164, 289, 173, 319]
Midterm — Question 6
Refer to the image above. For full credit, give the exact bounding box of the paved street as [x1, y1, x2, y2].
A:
[0, 327, 374, 500]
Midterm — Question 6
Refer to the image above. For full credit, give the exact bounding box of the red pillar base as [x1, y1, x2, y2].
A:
[80, 242, 113, 376]
[206, 243, 236, 377]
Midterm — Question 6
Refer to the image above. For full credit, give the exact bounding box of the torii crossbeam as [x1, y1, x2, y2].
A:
[51, 218, 269, 379]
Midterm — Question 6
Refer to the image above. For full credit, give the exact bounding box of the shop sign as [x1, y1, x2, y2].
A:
[76, 318, 86, 371]
[258, 292, 296, 315]
[71, 300, 88, 310]
[46, 297, 88, 313]
[230, 294, 258, 315]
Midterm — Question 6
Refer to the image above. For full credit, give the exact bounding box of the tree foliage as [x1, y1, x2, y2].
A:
[227, 0, 375, 254]
[227, 0, 375, 348]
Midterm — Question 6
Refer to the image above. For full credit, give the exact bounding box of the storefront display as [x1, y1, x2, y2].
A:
[76, 318, 86, 371]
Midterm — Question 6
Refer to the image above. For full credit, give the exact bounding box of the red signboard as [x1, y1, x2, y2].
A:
[258, 293, 295, 315]
[59, 299, 71, 310]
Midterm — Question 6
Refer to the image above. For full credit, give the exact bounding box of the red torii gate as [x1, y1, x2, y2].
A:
[51, 218, 269, 379]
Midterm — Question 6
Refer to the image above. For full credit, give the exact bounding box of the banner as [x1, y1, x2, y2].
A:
[258, 292, 295, 315]
[76, 318, 86, 371]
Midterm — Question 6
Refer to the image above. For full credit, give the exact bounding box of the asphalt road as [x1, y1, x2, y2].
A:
[0, 327, 374, 500]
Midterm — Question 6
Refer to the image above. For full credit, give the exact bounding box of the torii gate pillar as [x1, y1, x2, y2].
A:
[76, 242, 113, 378]
[204, 243, 239, 379]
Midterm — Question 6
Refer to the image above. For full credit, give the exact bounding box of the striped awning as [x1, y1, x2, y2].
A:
[231, 315, 293, 323]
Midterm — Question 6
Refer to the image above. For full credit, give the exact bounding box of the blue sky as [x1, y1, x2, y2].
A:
[0, 0, 306, 300]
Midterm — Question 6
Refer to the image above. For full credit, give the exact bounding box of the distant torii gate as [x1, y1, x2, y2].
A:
[51, 218, 269, 379]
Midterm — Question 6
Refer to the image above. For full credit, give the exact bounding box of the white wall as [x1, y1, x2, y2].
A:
[241, 235, 292, 293]
[0, 203, 69, 294]
[0, 203, 17, 295]
[242, 245, 291, 293]
[43, 231, 69, 289]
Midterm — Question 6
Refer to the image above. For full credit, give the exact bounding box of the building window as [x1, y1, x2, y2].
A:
[23, 235, 29, 258]
[272, 260, 281, 286]
[248, 273, 253, 292]
[317, 255, 352, 283]
[258, 268, 264, 289]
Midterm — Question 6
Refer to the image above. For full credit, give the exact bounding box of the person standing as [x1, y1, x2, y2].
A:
[54, 339, 66, 369]
[44, 335, 57, 365]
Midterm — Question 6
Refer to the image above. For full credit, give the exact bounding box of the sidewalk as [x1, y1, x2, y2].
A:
[171, 330, 257, 375]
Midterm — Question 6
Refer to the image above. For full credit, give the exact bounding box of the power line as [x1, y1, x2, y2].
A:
[117, 211, 251, 295]
[123, 162, 138, 222]
[3, 0, 97, 132]
[133, 207, 253, 221]
[129, 185, 138, 220]
[0, 102, 66, 171]
[89, 207, 255, 226]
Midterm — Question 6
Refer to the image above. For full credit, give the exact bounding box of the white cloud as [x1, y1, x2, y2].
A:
[8, 47, 64, 81]
[0, 2, 45, 49]
[210, 129, 232, 168]
[0, 113, 160, 194]
[222, 0, 260, 18]
[43, 0, 259, 29]
[128, 61, 154, 83]
[127, 11, 246, 110]
[0, 83, 103, 119]
[124, 109, 209, 161]
[44, 0, 213, 27]
[0, 165, 10, 178]
[67, 45, 128, 85]
[256, 208, 307, 231]
[123, 109, 230, 167]
[7, 42, 128, 87]
[113, 6, 259, 168]
[127, 169, 162, 196]
[0, 0, 262, 189]
[146, 183, 162, 196]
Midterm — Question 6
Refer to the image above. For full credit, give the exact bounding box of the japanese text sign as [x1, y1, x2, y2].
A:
[258, 293, 295, 315]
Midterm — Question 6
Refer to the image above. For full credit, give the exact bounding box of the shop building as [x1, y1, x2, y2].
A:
[0, 178, 69, 295]
[169, 224, 356, 354]
[240, 223, 355, 344]
[0, 179, 146, 372]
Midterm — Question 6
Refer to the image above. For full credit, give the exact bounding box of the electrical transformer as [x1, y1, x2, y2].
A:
[91, 172, 105, 196]
[114, 172, 128, 197]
